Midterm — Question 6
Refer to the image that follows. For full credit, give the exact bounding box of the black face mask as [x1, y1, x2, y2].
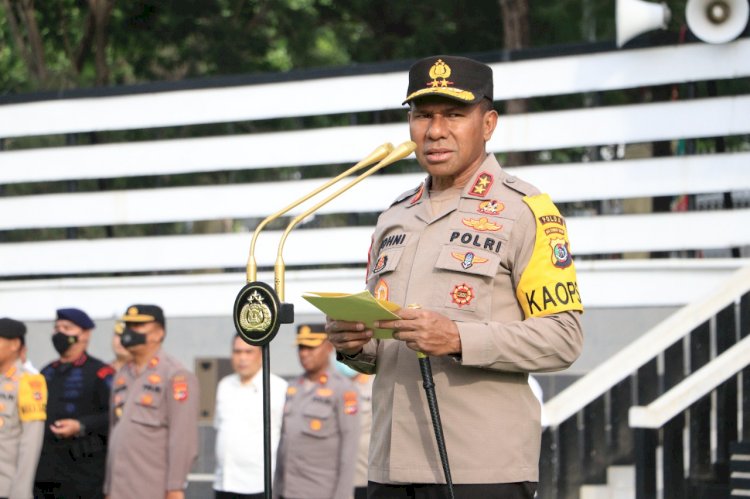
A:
[120, 328, 147, 348]
[52, 331, 78, 355]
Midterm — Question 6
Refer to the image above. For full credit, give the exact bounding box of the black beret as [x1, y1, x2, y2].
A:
[0, 317, 26, 340]
[56, 308, 95, 330]
[403, 55, 493, 105]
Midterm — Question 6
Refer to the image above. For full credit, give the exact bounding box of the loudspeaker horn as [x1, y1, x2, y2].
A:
[686, 0, 749, 44]
[616, 0, 672, 47]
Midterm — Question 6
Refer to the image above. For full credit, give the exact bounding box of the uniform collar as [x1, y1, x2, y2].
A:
[238, 371, 262, 390]
[299, 371, 330, 386]
[3, 363, 18, 379]
[57, 352, 87, 368]
[126, 349, 162, 375]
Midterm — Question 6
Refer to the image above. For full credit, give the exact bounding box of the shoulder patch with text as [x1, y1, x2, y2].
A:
[516, 194, 583, 318]
[18, 373, 47, 422]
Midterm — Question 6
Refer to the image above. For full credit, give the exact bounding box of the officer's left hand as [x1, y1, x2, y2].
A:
[165, 490, 184, 499]
[50, 419, 81, 438]
[376, 308, 461, 357]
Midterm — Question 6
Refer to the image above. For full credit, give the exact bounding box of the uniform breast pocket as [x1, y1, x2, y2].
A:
[301, 400, 336, 439]
[0, 400, 15, 433]
[130, 390, 165, 428]
[433, 245, 500, 319]
[368, 230, 420, 304]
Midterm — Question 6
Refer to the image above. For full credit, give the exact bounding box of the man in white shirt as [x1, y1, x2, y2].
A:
[213, 334, 288, 499]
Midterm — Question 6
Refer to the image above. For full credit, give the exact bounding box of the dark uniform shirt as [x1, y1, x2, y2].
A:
[35, 353, 113, 498]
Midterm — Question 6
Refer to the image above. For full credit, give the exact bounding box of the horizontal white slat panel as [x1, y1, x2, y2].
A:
[3, 151, 750, 230]
[2, 260, 747, 321]
[2, 95, 749, 184]
[0, 40, 748, 138]
[2, 210, 748, 276]
[490, 95, 750, 153]
[0, 227, 374, 276]
[511, 152, 750, 202]
[567, 209, 750, 254]
[0, 125, 411, 184]
[0, 175, 412, 230]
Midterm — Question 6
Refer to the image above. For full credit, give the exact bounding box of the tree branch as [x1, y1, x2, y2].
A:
[18, 0, 47, 84]
[1, 0, 35, 76]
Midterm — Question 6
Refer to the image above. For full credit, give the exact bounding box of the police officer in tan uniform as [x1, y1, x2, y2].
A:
[104, 305, 199, 499]
[274, 324, 360, 499]
[327, 55, 584, 499]
[0, 318, 47, 499]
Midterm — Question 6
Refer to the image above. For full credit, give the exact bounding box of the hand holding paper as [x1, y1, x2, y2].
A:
[302, 291, 401, 339]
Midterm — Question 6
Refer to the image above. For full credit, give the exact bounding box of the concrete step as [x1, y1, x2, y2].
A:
[579, 466, 635, 499]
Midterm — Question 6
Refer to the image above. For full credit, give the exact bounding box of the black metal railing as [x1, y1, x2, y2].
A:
[539, 288, 750, 499]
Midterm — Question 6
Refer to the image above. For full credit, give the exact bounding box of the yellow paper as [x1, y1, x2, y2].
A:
[302, 290, 401, 339]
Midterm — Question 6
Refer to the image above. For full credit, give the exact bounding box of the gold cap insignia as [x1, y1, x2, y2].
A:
[128, 306, 138, 315]
[428, 59, 453, 88]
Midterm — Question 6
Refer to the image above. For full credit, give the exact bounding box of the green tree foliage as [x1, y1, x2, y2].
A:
[0, 0, 624, 95]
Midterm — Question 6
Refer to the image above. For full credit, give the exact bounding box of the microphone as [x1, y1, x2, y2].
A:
[273, 140, 417, 301]
[232, 140, 413, 499]
[245, 142, 394, 283]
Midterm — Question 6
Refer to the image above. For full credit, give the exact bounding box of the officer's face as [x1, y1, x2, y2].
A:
[125, 321, 164, 350]
[54, 319, 84, 337]
[298, 342, 332, 375]
[231, 336, 262, 382]
[408, 97, 497, 190]
[0, 337, 21, 365]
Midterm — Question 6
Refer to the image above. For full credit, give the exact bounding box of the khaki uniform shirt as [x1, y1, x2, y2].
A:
[274, 370, 360, 499]
[342, 154, 584, 484]
[352, 374, 373, 489]
[0, 360, 47, 499]
[104, 349, 199, 499]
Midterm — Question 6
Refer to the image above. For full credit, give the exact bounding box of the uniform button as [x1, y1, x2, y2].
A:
[506, 177, 516, 183]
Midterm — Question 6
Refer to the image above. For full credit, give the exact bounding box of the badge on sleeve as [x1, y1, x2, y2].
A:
[516, 194, 583, 318]
[18, 374, 47, 422]
[172, 376, 189, 402]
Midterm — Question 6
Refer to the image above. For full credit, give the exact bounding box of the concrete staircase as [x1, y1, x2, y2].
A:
[579, 466, 635, 499]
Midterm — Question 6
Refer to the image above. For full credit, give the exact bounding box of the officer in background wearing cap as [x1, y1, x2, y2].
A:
[108, 322, 132, 372]
[274, 324, 360, 499]
[104, 304, 199, 499]
[0, 318, 47, 499]
[34, 308, 114, 499]
[327, 55, 584, 498]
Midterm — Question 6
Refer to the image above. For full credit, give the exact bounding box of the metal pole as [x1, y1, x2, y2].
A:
[263, 344, 272, 499]
[417, 351, 454, 499]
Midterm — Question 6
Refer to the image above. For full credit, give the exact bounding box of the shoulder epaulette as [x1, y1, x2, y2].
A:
[389, 184, 422, 208]
[501, 174, 540, 198]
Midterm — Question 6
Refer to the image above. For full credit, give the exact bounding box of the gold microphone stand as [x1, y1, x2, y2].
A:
[245, 142, 394, 283]
[274, 141, 416, 301]
[232, 141, 415, 499]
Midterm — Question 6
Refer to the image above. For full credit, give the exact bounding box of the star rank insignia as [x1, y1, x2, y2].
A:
[469, 172, 493, 197]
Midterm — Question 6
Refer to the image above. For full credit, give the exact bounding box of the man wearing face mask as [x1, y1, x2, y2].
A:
[104, 304, 199, 499]
[34, 308, 114, 499]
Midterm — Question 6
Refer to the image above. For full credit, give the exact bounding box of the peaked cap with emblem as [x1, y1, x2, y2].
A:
[296, 323, 327, 347]
[403, 55, 493, 105]
[121, 304, 165, 328]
